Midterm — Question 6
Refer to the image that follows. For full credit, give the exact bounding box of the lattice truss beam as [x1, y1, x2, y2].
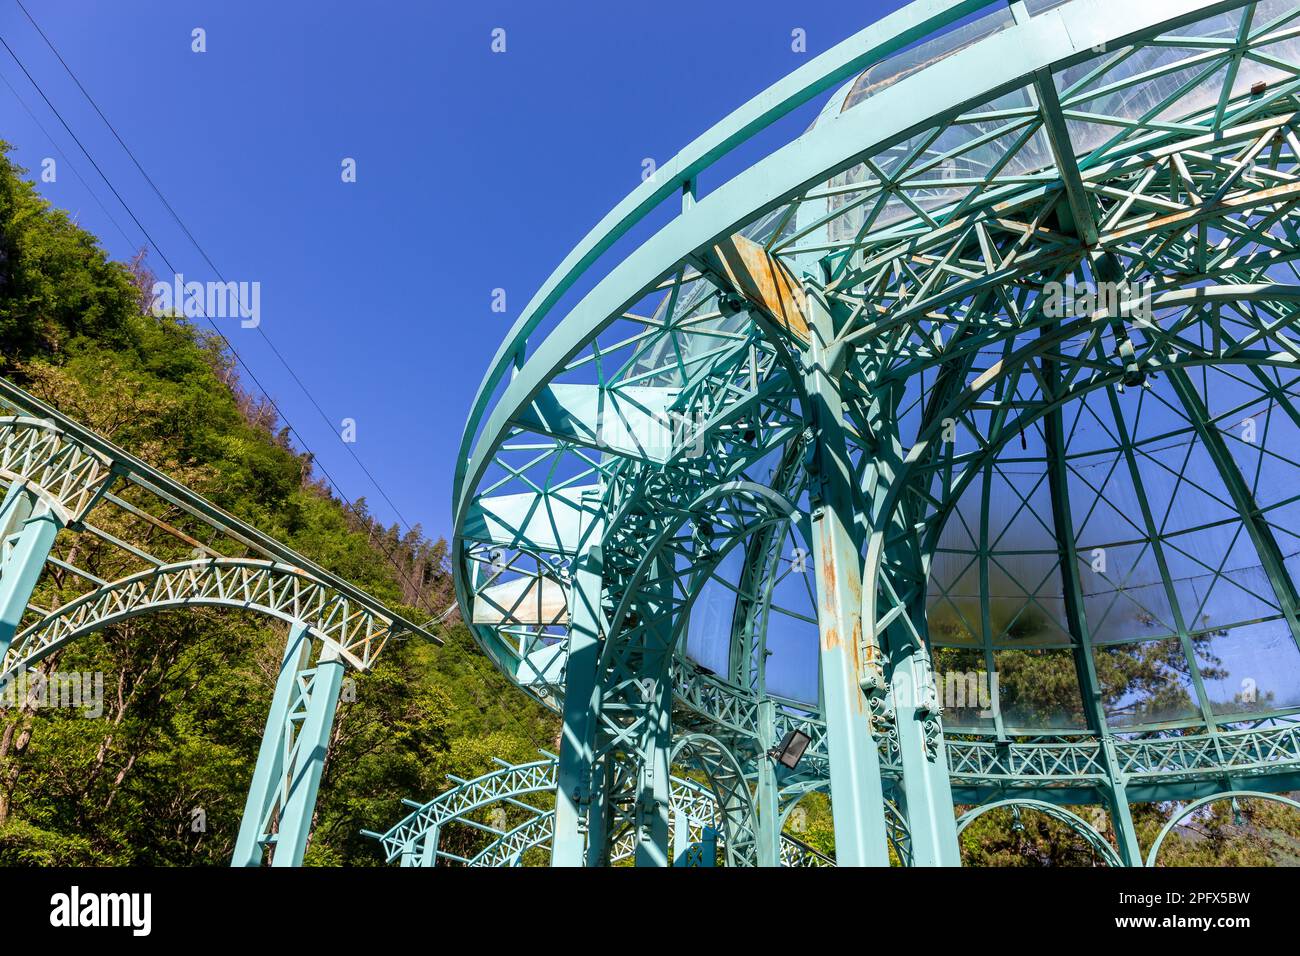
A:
[0, 379, 435, 868]
[366, 754, 833, 867]
[0, 379, 433, 674]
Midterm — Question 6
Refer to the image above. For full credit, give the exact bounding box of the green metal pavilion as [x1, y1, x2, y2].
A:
[441, 0, 1300, 866]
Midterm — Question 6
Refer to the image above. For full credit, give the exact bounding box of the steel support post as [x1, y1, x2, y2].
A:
[672, 816, 719, 867]
[418, 824, 440, 866]
[551, 529, 604, 867]
[755, 698, 782, 867]
[803, 277, 891, 867]
[584, 756, 613, 867]
[233, 622, 346, 867]
[628, 552, 676, 867]
[399, 824, 438, 867]
[634, 670, 673, 867]
[0, 484, 60, 659]
[700, 827, 719, 866]
[1102, 737, 1142, 866]
[672, 808, 689, 865]
[888, 636, 961, 865]
[1043, 350, 1142, 866]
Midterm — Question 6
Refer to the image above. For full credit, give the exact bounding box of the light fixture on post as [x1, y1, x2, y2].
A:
[768, 728, 812, 770]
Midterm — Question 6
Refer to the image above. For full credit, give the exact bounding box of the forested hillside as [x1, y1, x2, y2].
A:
[1, 143, 1296, 866]
[0, 143, 556, 864]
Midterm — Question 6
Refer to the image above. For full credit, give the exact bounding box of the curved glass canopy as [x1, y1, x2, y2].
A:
[655, 0, 1300, 740]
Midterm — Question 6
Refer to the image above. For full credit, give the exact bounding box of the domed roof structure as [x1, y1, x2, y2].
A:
[455, 0, 1300, 866]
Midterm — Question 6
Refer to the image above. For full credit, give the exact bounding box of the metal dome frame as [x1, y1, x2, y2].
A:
[452, 0, 1300, 866]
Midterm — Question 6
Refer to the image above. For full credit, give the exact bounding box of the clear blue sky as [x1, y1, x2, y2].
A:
[0, 0, 907, 543]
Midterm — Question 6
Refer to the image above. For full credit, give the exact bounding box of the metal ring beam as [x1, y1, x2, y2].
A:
[455, 0, 1244, 527]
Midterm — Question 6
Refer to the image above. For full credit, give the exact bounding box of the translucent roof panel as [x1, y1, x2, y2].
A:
[682, 545, 743, 679]
[925, 349, 1300, 732]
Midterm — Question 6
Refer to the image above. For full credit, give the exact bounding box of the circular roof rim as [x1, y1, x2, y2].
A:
[453, 0, 1079, 508]
[452, 0, 1244, 536]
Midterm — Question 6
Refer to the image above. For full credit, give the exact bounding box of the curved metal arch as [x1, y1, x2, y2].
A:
[455, 348, 807, 707]
[456, 0, 1009, 483]
[778, 778, 829, 830]
[469, 812, 555, 867]
[728, 441, 812, 694]
[956, 799, 1123, 867]
[580, 480, 801, 839]
[0, 380, 435, 647]
[671, 732, 760, 866]
[594, 480, 797, 687]
[474, 775, 728, 867]
[374, 757, 557, 863]
[0, 557, 405, 681]
[375, 758, 744, 867]
[1145, 790, 1300, 867]
[477, 776, 717, 868]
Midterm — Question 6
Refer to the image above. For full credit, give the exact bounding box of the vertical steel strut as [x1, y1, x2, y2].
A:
[551, 512, 604, 866]
[233, 622, 345, 867]
[803, 275, 892, 866]
[0, 483, 61, 659]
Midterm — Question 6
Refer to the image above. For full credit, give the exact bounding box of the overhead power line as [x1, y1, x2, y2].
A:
[0, 23, 455, 628]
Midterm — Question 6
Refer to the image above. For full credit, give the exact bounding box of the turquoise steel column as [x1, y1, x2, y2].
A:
[631, 551, 675, 867]
[0, 484, 60, 659]
[1043, 350, 1142, 866]
[672, 808, 689, 865]
[888, 637, 961, 865]
[232, 623, 345, 867]
[634, 671, 673, 866]
[699, 827, 718, 867]
[272, 642, 345, 866]
[803, 276, 891, 867]
[584, 756, 613, 867]
[1102, 737, 1142, 867]
[418, 824, 439, 866]
[551, 522, 604, 866]
[233, 622, 310, 866]
[755, 698, 782, 867]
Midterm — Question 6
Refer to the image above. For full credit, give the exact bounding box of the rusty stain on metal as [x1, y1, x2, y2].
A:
[820, 536, 836, 594]
[703, 234, 810, 342]
[849, 619, 867, 714]
[822, 625, 841, 652]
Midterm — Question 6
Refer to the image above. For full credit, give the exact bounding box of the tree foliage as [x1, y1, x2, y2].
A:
[0, 144, 556, 865]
